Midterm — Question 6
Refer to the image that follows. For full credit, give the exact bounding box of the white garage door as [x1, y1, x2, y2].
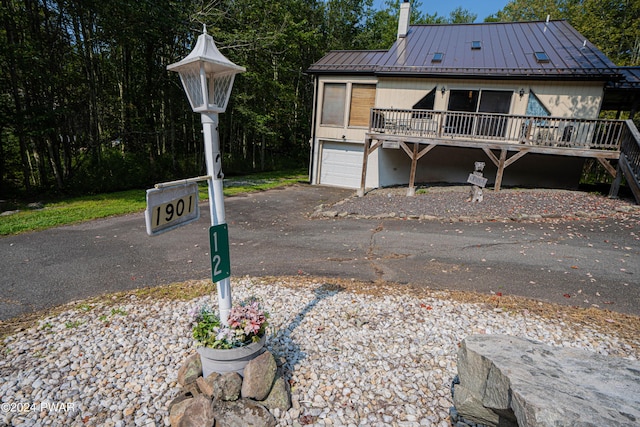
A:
[319, 142, 363, 188]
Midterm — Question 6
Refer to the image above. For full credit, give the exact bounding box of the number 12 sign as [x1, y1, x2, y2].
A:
[209, 224, 231, 282]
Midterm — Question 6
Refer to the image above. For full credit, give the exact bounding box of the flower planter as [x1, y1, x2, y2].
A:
[197, 334, 266, 377]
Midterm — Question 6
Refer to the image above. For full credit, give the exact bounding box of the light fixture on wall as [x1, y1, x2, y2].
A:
[519, 88, 526, 98]
[441, 86, 446, 96]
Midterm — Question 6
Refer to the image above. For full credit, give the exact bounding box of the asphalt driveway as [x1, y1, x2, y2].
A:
[1, 184, 638, 321]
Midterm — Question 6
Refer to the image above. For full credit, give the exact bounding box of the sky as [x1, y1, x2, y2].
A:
[373, 0, 512, 22]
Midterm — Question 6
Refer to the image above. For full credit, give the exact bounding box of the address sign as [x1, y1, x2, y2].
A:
[145, 183, 200, 236]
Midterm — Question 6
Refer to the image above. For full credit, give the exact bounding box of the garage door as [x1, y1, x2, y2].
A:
[319, 142, 363, 188]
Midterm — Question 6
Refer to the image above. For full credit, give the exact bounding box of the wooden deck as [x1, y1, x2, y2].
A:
[359, 108, 640, 203]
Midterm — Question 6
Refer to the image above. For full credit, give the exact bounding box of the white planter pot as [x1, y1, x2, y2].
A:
[197, 334, 266, 377]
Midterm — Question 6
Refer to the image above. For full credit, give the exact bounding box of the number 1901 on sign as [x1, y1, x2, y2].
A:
[144, 183, 200, 236]
[152, 195, 195, 229]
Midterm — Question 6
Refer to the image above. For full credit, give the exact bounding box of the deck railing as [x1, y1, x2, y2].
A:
[369, 108, 625, 151]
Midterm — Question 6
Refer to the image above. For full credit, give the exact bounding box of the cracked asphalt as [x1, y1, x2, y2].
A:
[1, 184, 639, 321]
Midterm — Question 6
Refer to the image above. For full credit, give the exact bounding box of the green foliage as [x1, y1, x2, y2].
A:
[64, 320, 83, 329]
[1, 0, 634, 200]
[110, 307, 127, 316]
[0, 169, 306, 235]
[191, 299, 268, 349]
[0, 189, 146, 235]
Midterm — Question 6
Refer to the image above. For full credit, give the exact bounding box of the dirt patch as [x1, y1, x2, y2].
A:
[319, 186, 640, 222]
[2, 276, 638, 354]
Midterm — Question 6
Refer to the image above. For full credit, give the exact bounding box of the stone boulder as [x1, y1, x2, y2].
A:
[177, 354, 202, 387]
[196, 373, 219, 398]
[214, 371, 243, 401]
[453, 335, 640, 427]
[170, 350, 290, 426]
[241, 351, 277, 400]
[169, 395, 215, 427]
[211, 399, 276, 427]
[260, 374, 291, 413]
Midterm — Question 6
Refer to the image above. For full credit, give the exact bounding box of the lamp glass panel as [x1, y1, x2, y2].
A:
[208, 73, 234, 110]
[180, 66, 204, 109]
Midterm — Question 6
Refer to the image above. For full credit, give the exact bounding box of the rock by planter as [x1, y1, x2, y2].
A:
[177, 353, 202, 387]
[169, 349, 290, 426]
[196, 372, 219, 398]
[453, 334, 640, 427]
[170, 394, 215, 427]
[211, 398, 275, 427]
[260, 374, 291, 413]
[241, 350, 277, 401]
[168, 382, 201, 413]
[214, 371, 243, 401]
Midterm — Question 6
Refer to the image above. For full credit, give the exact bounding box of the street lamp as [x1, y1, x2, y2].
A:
[168, 25, 245, 325]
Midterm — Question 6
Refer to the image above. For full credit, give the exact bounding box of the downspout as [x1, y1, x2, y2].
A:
[309, 75, 319, 184]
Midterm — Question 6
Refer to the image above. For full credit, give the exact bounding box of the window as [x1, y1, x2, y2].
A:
[471, 41, 482, 50]
[534, 51, 550, 63]
[321, 83, 346, 126]
[526, 91, 550, 117]
[432, 52, 444, 62]
[448, 90, 479, 112]
[446, 89, 512, 137]
[412, 88, 436, 118]
[348, 84, 376, 127]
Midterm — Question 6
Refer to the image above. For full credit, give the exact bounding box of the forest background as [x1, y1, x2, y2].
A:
[1, 0, 639, 197]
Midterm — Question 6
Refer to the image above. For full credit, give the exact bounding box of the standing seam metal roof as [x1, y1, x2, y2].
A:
[307, 20, 620, 80]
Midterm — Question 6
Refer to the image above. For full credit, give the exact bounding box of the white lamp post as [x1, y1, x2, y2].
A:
[168, 26, 245, 325]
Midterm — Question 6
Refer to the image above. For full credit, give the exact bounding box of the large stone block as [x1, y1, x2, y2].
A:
[454, 335, 640, 427]
[241, 350, 277, 401]
[211, 398, 276, 427]
[177, 353, 202, 387]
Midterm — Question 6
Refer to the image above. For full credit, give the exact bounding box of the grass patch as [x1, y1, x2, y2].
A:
[0, 169, 307, 236]
[0, 189, 146, 235]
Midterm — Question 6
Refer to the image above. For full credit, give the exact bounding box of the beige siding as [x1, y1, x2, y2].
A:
[311, 74, 605, 189]
[524, 81, 603, 119]
[375, 78, 604, 118]
[315, 76, 378, 142]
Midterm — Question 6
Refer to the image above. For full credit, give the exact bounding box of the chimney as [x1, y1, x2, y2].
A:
[398, 1, 411, 39]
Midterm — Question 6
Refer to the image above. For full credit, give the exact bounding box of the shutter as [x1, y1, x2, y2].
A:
[349, 84, 376, 127]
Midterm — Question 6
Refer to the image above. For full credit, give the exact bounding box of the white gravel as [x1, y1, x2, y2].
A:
[1, 277, 638, 427]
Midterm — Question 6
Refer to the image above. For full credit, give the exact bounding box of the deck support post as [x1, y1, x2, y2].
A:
[407, 142, 419, 196]
[358, 137, 372, 197]
[597, 158, 617, 179]
[609, 161, 622, 198]
[482, 147, 530, 192]
[495, 149, 508, 192]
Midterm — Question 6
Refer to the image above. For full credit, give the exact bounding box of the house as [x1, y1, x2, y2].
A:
[307, 1, 640, 197]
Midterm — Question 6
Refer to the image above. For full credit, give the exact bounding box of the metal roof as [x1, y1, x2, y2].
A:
[602, 67, 640, 110]
[308, 50, 387, 74]
[609, 67, 640, 89]
[307, 20, 620, 80]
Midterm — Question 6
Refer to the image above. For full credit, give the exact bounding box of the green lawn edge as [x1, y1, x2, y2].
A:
[0, 169, 307, 236]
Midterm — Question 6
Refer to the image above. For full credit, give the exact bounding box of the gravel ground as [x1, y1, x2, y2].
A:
[1, 277, 639, 427]
[316, 186, 640, 221]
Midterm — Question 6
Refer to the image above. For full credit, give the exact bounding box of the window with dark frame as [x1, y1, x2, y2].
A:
[432, 52, 444, 62]
[471, 40, 481, 50]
